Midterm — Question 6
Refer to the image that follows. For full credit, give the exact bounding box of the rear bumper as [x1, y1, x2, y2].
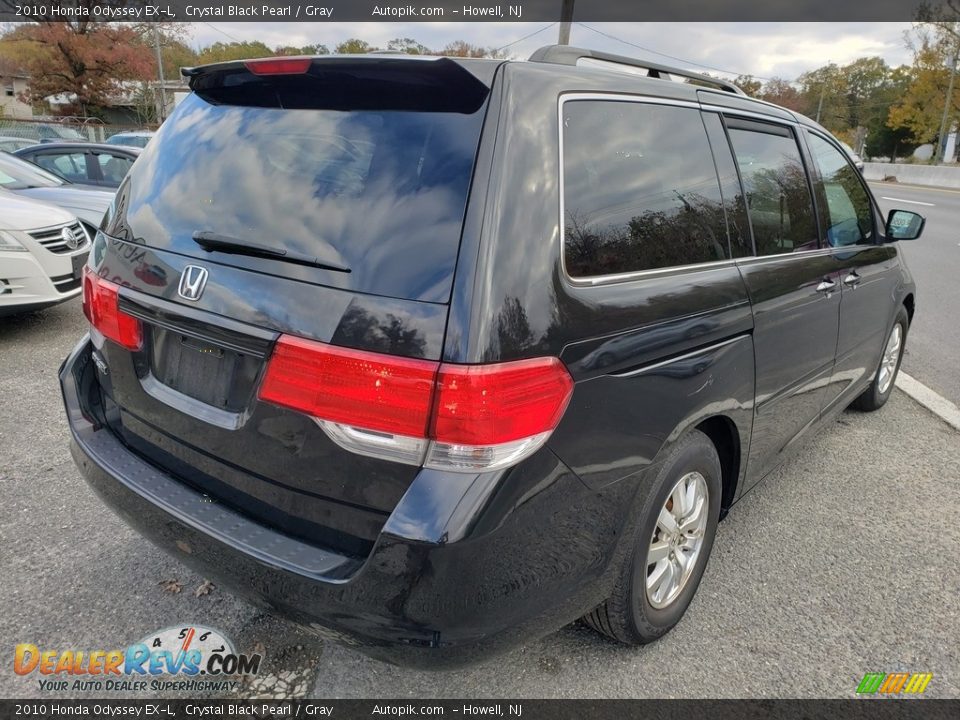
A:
[61, 336, 632, 668]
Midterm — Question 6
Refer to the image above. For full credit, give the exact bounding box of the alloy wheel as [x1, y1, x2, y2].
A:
[645, 471, 709, 609]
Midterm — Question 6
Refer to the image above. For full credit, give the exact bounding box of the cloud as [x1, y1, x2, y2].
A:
[184, 21, 914, 80]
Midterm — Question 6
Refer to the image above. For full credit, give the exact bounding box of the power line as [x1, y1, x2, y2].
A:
[495, 22, 558, 53]
[202, 22, 244, 44]
[576, 22, 779, 83]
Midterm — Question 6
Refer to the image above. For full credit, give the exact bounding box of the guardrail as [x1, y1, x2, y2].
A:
[863, 162, 960, 189]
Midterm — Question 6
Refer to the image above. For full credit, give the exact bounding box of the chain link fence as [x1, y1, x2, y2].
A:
[0, 118, 156, 145]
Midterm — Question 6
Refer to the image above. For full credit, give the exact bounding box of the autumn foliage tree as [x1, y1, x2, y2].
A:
[0, 20, 157, 115]
[888, 24, 960, 147]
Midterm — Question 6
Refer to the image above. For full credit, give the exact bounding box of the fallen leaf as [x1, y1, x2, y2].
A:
[159, 579, 183, 594]
[194, 580, 215, 597]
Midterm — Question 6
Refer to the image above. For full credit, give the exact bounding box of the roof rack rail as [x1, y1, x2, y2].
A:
[528, 45, 746, 96]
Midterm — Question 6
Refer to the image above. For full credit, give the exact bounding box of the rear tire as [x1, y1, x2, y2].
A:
[583, 429, 721, 645]
[851, 307, 908, 412]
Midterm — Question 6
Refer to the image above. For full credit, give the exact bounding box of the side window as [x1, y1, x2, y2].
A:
[806, 132, 874, 247]
[562, 100, 731, 278]
[702, 113, 753, 258]
[36, 152, 87, 183]
[97, 153, 135, 184]
[726, 121, 818, 256]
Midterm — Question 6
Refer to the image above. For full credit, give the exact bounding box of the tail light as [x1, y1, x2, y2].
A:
[82, 267, 142, 351]
[259, 336, 573, 472]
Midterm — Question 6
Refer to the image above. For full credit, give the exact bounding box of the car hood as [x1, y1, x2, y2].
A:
[15, 186, 113, 227]
[0, 190, 76, 231]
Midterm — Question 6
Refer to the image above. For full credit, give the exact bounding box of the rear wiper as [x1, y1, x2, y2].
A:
[192, 231, 351, 273]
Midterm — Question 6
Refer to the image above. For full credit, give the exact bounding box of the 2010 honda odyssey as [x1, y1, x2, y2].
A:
[60, 47, 924, 668]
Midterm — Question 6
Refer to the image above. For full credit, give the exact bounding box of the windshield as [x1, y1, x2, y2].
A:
[118, 92, 487, 302]
[0, 152, 66, 189]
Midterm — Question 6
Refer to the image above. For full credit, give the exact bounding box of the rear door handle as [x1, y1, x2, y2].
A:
[843, 271, 861, 286]
[816, 279, 836, 293]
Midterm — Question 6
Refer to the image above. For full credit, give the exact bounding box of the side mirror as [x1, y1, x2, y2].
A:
[885, 209, 925, 241]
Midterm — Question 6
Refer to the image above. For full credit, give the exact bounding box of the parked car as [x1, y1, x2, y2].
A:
[61, 48, 924, 668]
[0, 191, 89, 315]
[839, 140, 865, 171]
[0, 136, 40, 153]
[0, 122, 87, 143]
[106, 131, 155, 148]
[0, 152, 113, 236]
[14, 142, 141, 188]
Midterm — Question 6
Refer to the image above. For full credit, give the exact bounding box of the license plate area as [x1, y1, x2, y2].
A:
[149, 327, 261, 412]
[72, 252, 89, 280]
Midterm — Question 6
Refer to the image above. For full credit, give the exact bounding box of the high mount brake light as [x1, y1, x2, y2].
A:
[81, 267, 142, 351]
[244, 58, 312, 76]
[259, 336, 574, 472]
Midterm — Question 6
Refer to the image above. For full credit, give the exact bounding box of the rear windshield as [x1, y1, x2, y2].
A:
[120, 91, 487, 302]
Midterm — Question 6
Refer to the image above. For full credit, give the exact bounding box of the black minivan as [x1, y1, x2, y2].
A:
[61, 47, 924, 668]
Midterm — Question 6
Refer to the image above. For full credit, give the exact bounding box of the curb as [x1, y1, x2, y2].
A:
[895, 372, 960, 432]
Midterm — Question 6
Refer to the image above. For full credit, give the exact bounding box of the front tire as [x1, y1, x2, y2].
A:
[583, 429, 721, 645]
[851, 307, 908, 412]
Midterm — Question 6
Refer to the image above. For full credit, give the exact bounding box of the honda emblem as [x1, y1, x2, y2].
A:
[178, 265, 209, 301]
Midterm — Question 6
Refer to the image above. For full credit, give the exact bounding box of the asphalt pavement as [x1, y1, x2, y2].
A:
[868, 181, 960, 408]
[1, 295, 958, 699]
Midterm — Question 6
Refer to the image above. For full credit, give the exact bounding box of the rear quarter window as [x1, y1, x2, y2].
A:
[561, 99, 732, 279]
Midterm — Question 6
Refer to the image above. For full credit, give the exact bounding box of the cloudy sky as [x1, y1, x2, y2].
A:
[184, 22, 919, 82]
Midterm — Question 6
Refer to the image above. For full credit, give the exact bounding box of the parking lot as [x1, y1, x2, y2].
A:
[1, 184, 959, 699]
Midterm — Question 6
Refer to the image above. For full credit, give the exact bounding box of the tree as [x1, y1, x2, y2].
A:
[274, 44, 329, 56]
[797, 63, 846, 130]
[734, 74, 762, 97]
[386, 38, 431, 55]
[160, 38, 198, 77]
[335, 39, 377, 54]
[841, 57, 891, 129]
[888, 23, 960, 148]
[759, 78, 804, 112]
[439, 40, 507, 58]
[197, 41, 273, 64]
[0, 19, 156, 115]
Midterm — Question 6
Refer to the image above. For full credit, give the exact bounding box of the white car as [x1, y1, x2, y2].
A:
[0, 191, 89, 315]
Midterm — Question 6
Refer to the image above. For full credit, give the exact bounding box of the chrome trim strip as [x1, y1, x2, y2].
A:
[610, 334, 750, 378]
[734, 248, 834, 266]
[699, 103, 802, 126]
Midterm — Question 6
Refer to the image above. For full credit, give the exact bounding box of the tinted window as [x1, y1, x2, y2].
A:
[727, 122, 818, 256]
[562, 101, 731, 277]
[118, 92, 487, 302]
[702, 113, 753, 257]
[97, 153, 135, 184]
[36, 151, 88, 183]
[806, 132, 873, 247]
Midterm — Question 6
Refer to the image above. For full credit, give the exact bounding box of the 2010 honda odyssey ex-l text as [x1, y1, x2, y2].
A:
[61, 47, 924, 667]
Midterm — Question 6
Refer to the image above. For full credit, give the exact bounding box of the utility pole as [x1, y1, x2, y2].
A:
[936, 40, 960, 164]
[558, 0, 575, 45]
[815, 83, 825, 124]
[153, 27, 168, 123]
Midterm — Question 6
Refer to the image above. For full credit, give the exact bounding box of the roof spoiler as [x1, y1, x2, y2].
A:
[182, 55, 492, 113]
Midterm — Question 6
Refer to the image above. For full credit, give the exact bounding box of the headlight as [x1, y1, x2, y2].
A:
[0, 230, 27, 252]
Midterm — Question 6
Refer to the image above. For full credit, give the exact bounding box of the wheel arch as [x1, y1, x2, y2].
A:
[693, 415, 741, 516]
[903, 293, 915, 326]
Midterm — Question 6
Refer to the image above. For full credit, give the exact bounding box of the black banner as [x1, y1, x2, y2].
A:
[0, 700, 959, 720]
[0, 0, 957, 23]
